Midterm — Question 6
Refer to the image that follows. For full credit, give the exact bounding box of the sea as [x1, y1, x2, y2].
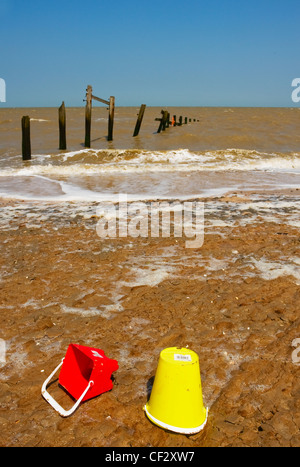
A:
[0, 106, 299, 203]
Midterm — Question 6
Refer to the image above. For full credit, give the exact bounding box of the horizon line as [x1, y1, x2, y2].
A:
[0, 104, 299, 109]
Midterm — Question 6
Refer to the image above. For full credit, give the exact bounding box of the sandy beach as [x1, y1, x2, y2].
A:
[0, 188, 299, 447]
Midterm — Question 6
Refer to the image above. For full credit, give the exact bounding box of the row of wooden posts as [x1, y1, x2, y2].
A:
[156, 110, 199, 133]
[21, 85, 198, 160]
[22, 85, 119, 160]
[84, 85, 116, 147]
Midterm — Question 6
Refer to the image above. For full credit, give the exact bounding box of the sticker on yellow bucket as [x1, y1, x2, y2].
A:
[144, 347, 208, 434]
[174, 353, 192, 362]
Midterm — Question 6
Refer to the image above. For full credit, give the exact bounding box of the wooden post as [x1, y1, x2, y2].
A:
[157, 110, 164, 133]
[22, 116, 31, 161]
[184, 117, 188, 124]
[158, 110, 166, 132]
[108, 96, 115, 141]
[85, 85, 92, 148]
[179, 116, 183, 126]
[173, 115, 177, 126]
[133, 104, 146, 137]
[59, 101, 67, 150]
[165, 112, 170, 128]
[156, 110, 170, 133]
[162, 111, 169, 131]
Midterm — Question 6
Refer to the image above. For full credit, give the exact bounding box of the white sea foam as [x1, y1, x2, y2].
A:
[1, 149, 300, 176]
[0, 148, 299, 202]
[121, 265, 173, 288]
[30, 119, 50, 122]
[250, 257, 300, 284]
[60, 302, 123, 319]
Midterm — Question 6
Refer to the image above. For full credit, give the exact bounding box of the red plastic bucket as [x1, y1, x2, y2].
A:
[42, 344, 118, 417]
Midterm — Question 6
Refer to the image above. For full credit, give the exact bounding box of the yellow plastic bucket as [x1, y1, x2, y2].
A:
[144, 347, 208, 434]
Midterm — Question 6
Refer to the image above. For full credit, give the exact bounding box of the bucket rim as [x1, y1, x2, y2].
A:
[144, 404, 208, 435]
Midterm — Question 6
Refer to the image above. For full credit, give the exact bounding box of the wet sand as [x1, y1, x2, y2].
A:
[0, 191, 299, 447]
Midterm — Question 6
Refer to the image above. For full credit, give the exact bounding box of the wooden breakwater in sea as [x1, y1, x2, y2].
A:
[21, 85, 200, 160]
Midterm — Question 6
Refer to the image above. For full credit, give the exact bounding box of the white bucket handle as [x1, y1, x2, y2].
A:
[41, 358, 94, 418]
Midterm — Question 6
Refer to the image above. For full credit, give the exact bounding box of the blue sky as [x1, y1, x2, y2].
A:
[1, 0, 300, 107]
